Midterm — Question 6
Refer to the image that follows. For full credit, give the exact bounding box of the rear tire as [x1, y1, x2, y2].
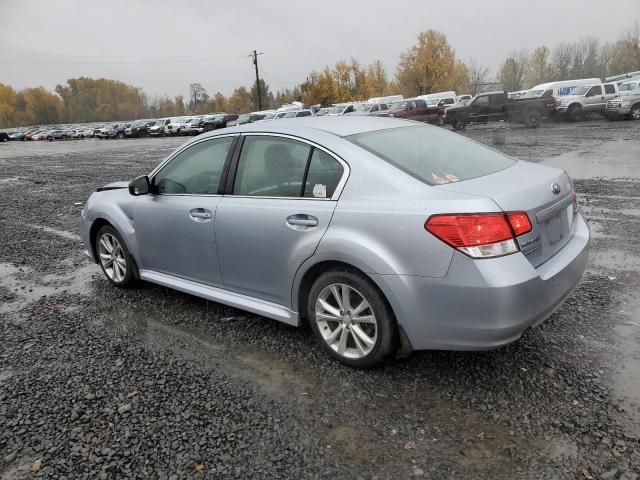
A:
[95, 225, 137, 288]
[525, 109, 541, 128]
[307, 268, 396, 368]
[629, 105, 640, 121]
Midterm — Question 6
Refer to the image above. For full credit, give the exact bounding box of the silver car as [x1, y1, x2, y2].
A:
[81, 117, 589, 367]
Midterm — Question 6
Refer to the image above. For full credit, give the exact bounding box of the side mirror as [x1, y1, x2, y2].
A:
[129, 175, 150, 196]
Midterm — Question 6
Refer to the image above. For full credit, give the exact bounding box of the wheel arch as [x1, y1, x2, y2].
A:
[293, 259, 414, 355]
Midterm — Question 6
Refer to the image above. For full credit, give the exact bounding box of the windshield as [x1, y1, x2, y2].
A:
[631, 86, 640, 95]
[154, 120, 164, 126]
[261, 113, 275, 119]
[329, 105, 346, 114]
[315, 109, 329, 116]
[353, 104, 371, 112]
[571, 86, 590, 96]
[426, 98, 439, 106]
[283, 111, 297, 118]
[619, 83, 638, 91]
[390, 101, 407, 109]
[518, 90, 543, 99]
[347, 124, 515, 185]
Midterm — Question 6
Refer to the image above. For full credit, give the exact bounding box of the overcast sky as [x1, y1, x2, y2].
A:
[1, 0, 638, 99]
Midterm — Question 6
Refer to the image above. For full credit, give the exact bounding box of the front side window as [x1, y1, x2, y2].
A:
[234, 137, 311, 197]
[588, 86, 602, 96]
[473, 96, 489, 106]
[153, 137, 233, 194]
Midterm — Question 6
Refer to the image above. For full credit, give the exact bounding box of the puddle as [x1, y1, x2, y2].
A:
[612, 295, 640, 432]
[25, 224, 81, 242]
[0, 262, 98, 314]
[545, 140, 640, 180]
[589, 249, 640, 273]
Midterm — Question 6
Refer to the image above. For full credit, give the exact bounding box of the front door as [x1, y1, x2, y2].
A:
[134, 136, 235, 286]
[216, 135, 346, 307]
[584, 85, 604, 112]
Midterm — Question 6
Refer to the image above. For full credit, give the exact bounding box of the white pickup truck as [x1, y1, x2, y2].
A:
[555, 83, 619, 121]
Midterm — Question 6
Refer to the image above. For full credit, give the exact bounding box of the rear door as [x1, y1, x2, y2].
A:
[215, 134, 347, 307]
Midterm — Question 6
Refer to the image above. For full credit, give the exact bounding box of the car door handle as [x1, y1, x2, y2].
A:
[189, 208, 212, 221]
[286, 214, 318, 227]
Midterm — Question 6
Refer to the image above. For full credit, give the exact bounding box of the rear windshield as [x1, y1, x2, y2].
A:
[347, 125, 515, 185]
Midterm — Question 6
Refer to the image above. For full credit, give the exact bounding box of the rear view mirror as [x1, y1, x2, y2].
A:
[129, 175, 150, 196]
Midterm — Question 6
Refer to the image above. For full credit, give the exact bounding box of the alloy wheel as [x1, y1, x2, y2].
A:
[631, 107, 640, 120]
[314, 283, 378, 359]
[98, 233, 127, 282]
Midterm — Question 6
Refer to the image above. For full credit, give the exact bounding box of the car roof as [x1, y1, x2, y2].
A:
[200, 116, 414, 138]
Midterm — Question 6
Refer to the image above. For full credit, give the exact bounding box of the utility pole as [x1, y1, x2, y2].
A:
[250, 50, 263, 110]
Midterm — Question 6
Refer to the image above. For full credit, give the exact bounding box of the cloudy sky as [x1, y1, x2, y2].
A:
[1, 0, 638, 98]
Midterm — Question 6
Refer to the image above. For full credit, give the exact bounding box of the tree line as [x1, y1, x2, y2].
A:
[1, 23, 638, 128]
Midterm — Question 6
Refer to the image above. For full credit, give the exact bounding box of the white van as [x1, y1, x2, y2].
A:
[522, 78, 601, 98]
[367, 95, 403, 105]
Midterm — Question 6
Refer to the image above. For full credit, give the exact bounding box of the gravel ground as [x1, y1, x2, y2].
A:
[1, 119, 639, 479]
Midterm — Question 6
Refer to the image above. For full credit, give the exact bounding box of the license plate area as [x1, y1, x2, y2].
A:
[546, 204, 574, 245]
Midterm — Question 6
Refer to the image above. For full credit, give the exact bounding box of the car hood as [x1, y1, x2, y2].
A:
[96, 181, 129, 192]
[444, 103, 466, 113]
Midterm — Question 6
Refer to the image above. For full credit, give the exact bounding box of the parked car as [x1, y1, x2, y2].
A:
[227, 112, 272, 127]
[202, 114, 239, 131]
[457, 95, 472, 104]
[328, 103, 356, 115]
[443, 91, 555, 129]
[314, 108, 330, 116]
[525, 78, 602, 99]
[555, 83, 619, 121]
[148, 119, 169, 137]
[617, 78, 640, 96]
[280, 109, 314, 119]
[33, 130, 49, 141]
[604, 86, 640, 120]
[0, 132, 9, 142]
[376, 98, 445, 124]
[128, 120, 156, 138]
[8, 131, 25, 141]
[81, 117, 588, 367]
[164, 117, 187, 136]
[46, 130, 65, 141]
[347, 103, 389, 116]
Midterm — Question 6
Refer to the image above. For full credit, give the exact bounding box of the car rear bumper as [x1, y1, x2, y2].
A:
[374, 213, 590, 351]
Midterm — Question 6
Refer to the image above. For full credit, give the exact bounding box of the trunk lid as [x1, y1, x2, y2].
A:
[436, 161, 575, 267]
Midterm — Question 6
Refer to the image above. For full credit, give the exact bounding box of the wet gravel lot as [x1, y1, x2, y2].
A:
[1, 119, 639, 479]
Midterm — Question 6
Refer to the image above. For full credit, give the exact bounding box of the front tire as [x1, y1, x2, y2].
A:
[567, 105, 582, 122]
[307, 269, 396, 368]
[629, 105, 640, 121]
[96, 225, 137, 287]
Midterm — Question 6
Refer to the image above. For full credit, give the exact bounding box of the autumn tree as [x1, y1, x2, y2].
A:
[0, 83, 17, 127]
[227, 87, 253, 114]
[189, 83, 209, 113]
[395, 30, 463, 96]
[525, 46, 551, 87]
[364, 61, 389, 98]
[499, 51, 529, 91]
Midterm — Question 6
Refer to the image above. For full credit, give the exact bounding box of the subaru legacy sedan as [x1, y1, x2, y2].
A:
[81, 117, 589, 367]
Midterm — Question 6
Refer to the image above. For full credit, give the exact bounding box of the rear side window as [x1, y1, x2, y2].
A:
[348, 125, 515, 185]
[154, 137, 233, 194]
[303, 149, 343, 198]
[604, 84, 615, 94]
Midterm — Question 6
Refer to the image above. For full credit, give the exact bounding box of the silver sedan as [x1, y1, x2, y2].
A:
[81, 117, 589, 367]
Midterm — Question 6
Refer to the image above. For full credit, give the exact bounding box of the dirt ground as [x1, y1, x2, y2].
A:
[1, 119, 639, 479]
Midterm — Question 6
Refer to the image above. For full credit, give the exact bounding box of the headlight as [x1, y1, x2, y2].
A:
[622, 101, 633, 108]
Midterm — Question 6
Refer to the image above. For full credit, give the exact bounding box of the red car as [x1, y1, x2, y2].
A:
[375, 98, 445, 124]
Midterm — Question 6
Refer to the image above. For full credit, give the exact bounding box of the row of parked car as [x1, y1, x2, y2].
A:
[2, 75, 638, 143]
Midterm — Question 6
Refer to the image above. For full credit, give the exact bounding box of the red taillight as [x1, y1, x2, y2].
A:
[506, 212, 532, 236]
[425, 212, 532, 259]
[425, 214, 513, 248]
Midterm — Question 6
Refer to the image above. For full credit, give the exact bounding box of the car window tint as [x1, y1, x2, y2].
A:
[303, 149, 343, 199]
[154, 137, 233, 194]
[380, 103, 388, 110]
[348, 124, 515, 186]
[604, 84, 615, 94]
[589, 86, 602, 95]
[234, 136, 311, 197]
[474, 96, 489, 105]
